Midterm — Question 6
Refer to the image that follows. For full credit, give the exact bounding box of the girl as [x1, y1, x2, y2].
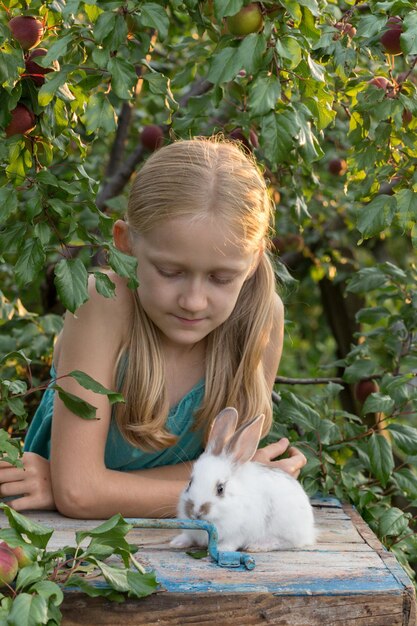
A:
[0, 138, 306, 518]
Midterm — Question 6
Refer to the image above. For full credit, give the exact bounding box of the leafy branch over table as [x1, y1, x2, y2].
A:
[0, 505, 158, 626]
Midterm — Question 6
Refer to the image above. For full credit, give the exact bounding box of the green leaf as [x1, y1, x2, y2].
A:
[396, 188, 417, 229]
[0, 505, 53, 549]
[55, 386, 98, 420]
[54, 258, 89, 314]
[362, 393, 395, 415]
[40, 35, 72, 67]
[108, 57, 138, 100]
[38, 70, 70, 107]
[343, 360, 379, 384]
[346, 268, 389, 294]
[14, 239, 46, 286]
[107, 244, 138, 289]
[89, 559, 130, 592]
[260, 111, 296, 164]
[94, 271, 116, 298]
[214, 0, 244, 19]
[356, 306, 391, 324]
[94, 12, 116, 43]
[4, 593, 49, 626]
[15, 562, 45, 591]
[368, 433, 394, 487]
[356, 195, 397, 239]
[141, 3, 169, 39]
[238, 34, 267, 74]
[0, 186, 18, 220]
[75, 513, 132, 545]
[30, 579, 64, 607]
[248, 73, 281, 116]
[84, 93, 117, 135]
[402, 12, 417, 55]
[388, 423, 417, 455]
[275, 390, 321, 432]
[206, 46, 242, 85]
[127, 570, 158, 598]
[68, 370, 124, 404]
[378, 507, 409, 538]
[276, 36, 302, 68]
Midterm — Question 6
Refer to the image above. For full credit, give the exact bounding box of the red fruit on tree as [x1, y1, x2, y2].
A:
[354, 380, 379, 406]
[380, 16, 403, 55]
[334, 22, 356, 39]
[402, 109, 413, 126]
[226, 3, 263, 37]
[5, 103, 36, 137]
[25, 48, 57, 86]
[0, 546, 18, 587]
[328, 158, 347, 176]
[229, 127, 258, 151]
[0, 542, 32, 568]
[8, 16, 44, 51]
[368, 76, 391, 91]
[140, 125, 164, 151]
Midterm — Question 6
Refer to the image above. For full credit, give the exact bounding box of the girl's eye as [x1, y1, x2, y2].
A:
[210, 275, 234, 285]
[156, 267, 181, 278]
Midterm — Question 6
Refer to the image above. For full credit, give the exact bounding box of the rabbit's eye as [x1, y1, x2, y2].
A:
[186, 479, 192, 492]
[216, 482, 225, 497]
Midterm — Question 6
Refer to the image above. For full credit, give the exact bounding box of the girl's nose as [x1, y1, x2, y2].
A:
[178, 280, 207, 313]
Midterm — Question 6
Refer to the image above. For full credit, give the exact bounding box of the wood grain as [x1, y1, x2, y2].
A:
[1, 498, 415, 625]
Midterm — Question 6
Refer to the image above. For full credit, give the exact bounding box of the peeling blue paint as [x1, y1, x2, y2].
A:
[126, 517, 256, 570]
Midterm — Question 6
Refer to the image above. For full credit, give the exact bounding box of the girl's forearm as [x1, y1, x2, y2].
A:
[53, 462, 192, 520]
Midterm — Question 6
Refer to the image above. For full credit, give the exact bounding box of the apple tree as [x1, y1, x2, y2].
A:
[1, 0, 417, 584]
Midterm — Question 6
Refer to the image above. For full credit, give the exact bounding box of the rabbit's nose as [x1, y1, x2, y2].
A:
[195, 502, 211, 519]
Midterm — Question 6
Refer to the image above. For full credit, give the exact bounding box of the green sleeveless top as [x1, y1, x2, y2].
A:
[24, 358, 206, 471]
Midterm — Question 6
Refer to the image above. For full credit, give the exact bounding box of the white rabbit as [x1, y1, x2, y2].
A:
[170, 407, 316, 552]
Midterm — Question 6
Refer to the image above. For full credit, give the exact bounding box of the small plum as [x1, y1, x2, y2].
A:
[0, 542, 32, 568]
[0, 546, 18, 587]
[140, 125, 164, 151]
[328, 158, 347, 176]
[5, 103, 36, 137]
[226, 3, 263, 37]
[229, 127, 258, 151]
[25, 48, 59, 86]
[8, 15, 44, 51]
[334, 22, 356, 39]
[354, 379, 379, 406]
[368, 76, 391, 91]
[380, 16, 403, 56]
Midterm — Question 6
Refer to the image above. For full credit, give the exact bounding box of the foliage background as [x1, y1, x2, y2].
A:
[1, 0, 417, 586]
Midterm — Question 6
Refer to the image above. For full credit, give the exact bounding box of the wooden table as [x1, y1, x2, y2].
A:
[6, 498, 417, 626]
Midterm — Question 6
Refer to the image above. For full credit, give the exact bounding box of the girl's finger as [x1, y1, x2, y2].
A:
[0, 480, 26, 498]
[0, 468, 26, 483]
[287, 446, 307, 467]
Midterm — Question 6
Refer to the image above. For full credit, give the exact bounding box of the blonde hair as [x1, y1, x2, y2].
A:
[115, 138, 277, 451]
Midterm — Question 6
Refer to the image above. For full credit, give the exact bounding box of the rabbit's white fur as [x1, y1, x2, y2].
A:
[171, 407, 316, 552]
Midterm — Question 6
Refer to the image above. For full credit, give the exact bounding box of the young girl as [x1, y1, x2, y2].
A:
[0, 138, 306, 518]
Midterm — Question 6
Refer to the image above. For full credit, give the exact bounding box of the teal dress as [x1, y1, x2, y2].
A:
[24, 361, 206, 470]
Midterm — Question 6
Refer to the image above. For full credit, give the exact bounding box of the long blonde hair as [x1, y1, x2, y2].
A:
[115, 138, 277, 451]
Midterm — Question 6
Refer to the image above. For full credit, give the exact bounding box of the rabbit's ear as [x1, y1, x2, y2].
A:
[226, 414, 265, 464]
[206, 407, 239, 455]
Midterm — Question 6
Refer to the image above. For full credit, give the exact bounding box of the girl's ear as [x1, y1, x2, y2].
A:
[113, 220, 132, 255]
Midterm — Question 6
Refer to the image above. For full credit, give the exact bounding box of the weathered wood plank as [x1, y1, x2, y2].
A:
[1, 500, 415, 626]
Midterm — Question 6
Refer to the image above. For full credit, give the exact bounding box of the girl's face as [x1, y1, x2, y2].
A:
[130, 215, 259, 350]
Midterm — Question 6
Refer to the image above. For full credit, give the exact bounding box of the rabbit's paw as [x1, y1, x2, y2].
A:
[170, 532, 195, 549]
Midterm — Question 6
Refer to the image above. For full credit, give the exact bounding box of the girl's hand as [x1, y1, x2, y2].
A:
[0, 452, 55, 511]
[253, 438, 307, 478]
